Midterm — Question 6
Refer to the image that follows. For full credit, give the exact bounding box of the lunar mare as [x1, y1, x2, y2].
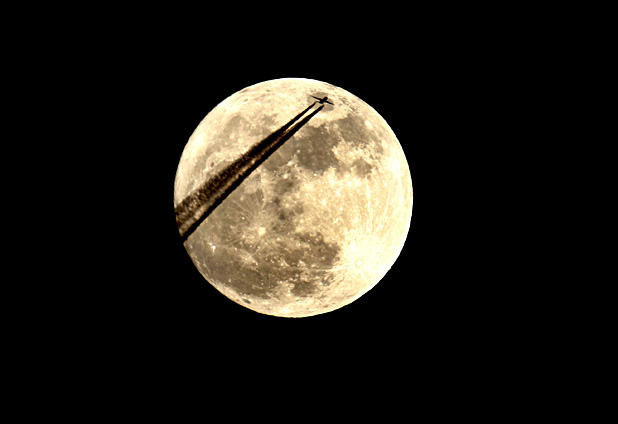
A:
[174, 78, 413, 317]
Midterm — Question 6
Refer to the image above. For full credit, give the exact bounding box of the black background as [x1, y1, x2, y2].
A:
[6, 7, 569, 413]
[103, 52, 439, 352]
[64, 25, 520, 373]
[17, 9, 564, 410]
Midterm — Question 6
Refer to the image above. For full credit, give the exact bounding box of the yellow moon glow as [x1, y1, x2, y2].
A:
[174, 78, 413, 317]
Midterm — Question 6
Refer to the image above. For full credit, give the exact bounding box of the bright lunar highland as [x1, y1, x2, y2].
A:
[174, 78, 413, 317]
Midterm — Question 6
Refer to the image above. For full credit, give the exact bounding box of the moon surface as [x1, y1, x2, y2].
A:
[174, 78, 413, 317]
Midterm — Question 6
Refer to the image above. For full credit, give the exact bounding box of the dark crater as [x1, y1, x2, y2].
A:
[351, 157, 373, 178]
[291, 125, 341, 175]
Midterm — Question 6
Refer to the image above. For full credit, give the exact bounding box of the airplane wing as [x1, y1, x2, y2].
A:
[324, 99, 334, 105]
[310, 95, 322, 101]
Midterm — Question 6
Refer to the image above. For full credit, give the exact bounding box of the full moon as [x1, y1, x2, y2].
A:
[174, 78, 413, 317]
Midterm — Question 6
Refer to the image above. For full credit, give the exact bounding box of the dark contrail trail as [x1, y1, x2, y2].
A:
[175, 101, 325, 242]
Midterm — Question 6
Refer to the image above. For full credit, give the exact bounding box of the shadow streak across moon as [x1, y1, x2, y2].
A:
[175, 101, 325, 242]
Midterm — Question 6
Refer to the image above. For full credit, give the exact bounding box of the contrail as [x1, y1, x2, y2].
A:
[175, 101, 325, 242]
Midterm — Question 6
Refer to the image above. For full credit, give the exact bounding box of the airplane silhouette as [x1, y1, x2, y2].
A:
[311, 95, 334, 105]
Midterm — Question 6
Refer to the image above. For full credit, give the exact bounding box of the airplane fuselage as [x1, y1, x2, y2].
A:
[311, 95, 334, 105]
